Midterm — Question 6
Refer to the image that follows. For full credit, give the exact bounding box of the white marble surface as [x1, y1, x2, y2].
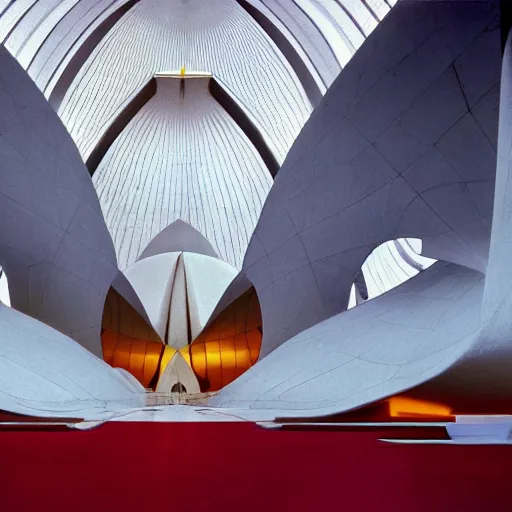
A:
[124, 252, 238, 347]
[0, 44, 118, 356]
[0, 266, 9, 306]
[238, 0, 499, 356]
[211, 262, 485, 416]
[124, 252, 180, 341]
[0, 303, 145, 419]
[156, 353, 201, 394]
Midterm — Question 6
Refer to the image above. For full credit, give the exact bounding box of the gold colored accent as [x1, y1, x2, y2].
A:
[158, 346, 177, 379]
[103, 284, 263, 393]
[102, 331, 164, 388]
[387, 397, 453, 418]
[189, 288, 262, 392]
[101, 287, 164, 388]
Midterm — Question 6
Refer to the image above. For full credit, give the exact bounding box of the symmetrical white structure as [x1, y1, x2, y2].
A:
[156, 351, 201, 394]
[2, 0, 512, 422]
[93, 75, 273, 270]
[57, 0, 311, 163]
[124, 252, 238, 348]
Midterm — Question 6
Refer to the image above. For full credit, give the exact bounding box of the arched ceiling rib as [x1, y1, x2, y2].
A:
[240, 0, 395, 90]
[0, 0, 138, 101]
[0, 0, 395, 163]
[86, 76, 156, 174]
[209, 77, 280, 177]
[236, 0, 327, 105]
[86, 75, 280, 178]
[0, 1, 395, 102]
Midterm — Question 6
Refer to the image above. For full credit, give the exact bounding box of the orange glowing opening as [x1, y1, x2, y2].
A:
[101, 287, 165, 389]
[102, 286, 262, 393]
[386, 397, 453, 419]
[185, 288, 262, 392]
[102, 331, 164, 388]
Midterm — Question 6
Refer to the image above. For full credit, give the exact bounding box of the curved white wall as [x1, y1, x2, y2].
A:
[0, 303, 145, 418]
[0, 44, 118, 356]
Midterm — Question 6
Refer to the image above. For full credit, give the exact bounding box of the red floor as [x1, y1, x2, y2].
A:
[0, 422, 511, 511]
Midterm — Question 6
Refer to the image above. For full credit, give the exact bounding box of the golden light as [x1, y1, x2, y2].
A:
[387, 396, 453, 419]
[101, 287, 165, 388]
[102, 331, 164, 388]
[102, 286, 263, 393]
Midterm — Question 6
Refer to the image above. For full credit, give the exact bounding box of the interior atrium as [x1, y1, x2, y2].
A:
[1, 1, 512, 510]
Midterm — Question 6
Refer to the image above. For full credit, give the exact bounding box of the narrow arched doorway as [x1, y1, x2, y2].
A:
[171, 382, 187, 394]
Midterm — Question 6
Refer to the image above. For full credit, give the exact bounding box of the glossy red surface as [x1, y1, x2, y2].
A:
[0, 422, 511, 511]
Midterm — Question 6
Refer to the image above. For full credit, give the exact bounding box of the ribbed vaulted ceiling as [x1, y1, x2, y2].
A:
[0, 0, 425, 292]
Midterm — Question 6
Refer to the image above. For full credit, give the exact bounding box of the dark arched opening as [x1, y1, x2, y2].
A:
[171, 382, 187, 394]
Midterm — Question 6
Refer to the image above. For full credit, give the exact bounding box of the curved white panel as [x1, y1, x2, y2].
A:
[123, 252, 180, 340]
[183, 252, 239, 340]
[124, 252, 238, 348]
[94, 76, 272, 270]
[138, 220, 218, 261]
[0, 303, 145, 418]
[212, 15, 512, 416]
[242, 0, 391, 89]
[212, 262, 485, 415]
[156, 352, 200, 394]
[240, 1, 499, 356]
[0, 44, 118, 356]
